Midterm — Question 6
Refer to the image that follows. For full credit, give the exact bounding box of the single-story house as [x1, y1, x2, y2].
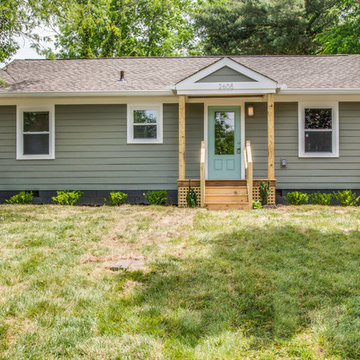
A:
[0, 55, 360, 208]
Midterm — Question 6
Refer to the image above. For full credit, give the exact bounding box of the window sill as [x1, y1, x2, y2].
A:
[16, 155, 55, 160]
[298, 153, 339, 159]
[127, 140, 163, 144]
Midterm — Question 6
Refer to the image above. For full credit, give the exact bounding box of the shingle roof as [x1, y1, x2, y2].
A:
[0, 55, 359, 93]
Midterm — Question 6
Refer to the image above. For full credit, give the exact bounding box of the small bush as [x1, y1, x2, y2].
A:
[311, 192, 333, 205]
[145, 190, 167, 205]
[6, 191, 33, 204]
[52, 190, 83, 205]
[259, 181, 270, 205]
[186, 180, 198, 208]
[253, 200, 262, 209]
[333, 190, 360, 206]
[286, 191, 309, 205]
[107, 191, 128, 206]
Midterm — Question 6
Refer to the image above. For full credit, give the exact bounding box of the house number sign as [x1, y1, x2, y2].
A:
[218, 83, 234, 90]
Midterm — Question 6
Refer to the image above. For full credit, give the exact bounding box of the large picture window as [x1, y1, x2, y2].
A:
[127, 104, 163, 144]
[299, 103, 339, 157]
[17, 106, 55, 160]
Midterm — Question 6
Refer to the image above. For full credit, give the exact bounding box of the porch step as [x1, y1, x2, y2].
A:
[206, 202, 249, 210]
[204, 180, 250, 210]
[205, 179, 247, 187]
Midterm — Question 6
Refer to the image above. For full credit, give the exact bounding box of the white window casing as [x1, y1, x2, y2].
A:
[127, 104, 163, 144]
[298, 102, 339, 158]
[16, 105, 55, 160]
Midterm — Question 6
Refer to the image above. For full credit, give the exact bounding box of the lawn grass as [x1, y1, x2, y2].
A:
[1, 204, 360, 359]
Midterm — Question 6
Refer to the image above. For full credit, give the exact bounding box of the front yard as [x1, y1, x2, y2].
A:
[1, 205, 360, 359]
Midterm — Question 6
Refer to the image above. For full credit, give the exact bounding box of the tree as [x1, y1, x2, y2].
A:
[316, 0, 360, 53]
[194, 0, 336, 55]
[0, 0, 71, 64]
[41, 0, 199, 59]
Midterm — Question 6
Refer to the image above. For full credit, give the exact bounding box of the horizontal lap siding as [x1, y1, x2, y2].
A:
[186, 103, 204, 179]
[245, 102, 360, 189]
[0, 103, 203, 191]
[0, 104, 179, 190]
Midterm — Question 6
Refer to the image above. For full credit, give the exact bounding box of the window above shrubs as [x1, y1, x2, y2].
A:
[17, 106, 55, 160]
[127, 104, 163, 144]
[298, 102, 339, 158]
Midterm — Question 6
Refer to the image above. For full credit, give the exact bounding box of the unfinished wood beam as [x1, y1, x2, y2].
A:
[178, 95, 186, 180]
[267, 93, 275, 180]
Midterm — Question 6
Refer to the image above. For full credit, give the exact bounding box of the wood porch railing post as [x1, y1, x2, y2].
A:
[245, 140, 253, 209]
[200, 141, 206, 207]
[178, 95, 186, 180]
[267, 93, 275, 180]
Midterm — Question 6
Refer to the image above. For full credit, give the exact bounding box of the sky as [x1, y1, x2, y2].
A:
[1, 27, 55, 68]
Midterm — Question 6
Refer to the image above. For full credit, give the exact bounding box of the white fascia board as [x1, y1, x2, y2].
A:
[176, 89, 277, 95]
[280, 88, 360, 95]
[0, 90, 173, 97]
[175, 57, 278, 91]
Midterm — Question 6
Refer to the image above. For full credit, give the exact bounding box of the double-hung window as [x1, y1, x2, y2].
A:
[298, 102, 339, 157]
[127, 104, 163, 144]
[17, 106, 55, 159]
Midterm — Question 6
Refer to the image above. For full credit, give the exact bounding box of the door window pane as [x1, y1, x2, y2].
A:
[214, 111, 235, 155]
[305, 131, 332, 153]
[305, 108, 332, 129]
[23, 134, 50, 155]
[24, 112, 49, 132]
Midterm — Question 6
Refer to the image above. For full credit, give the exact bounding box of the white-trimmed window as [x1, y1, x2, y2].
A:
[17, 106, 55, 160]
[298, 102, 339, 158]
[127, 104, 163, 144]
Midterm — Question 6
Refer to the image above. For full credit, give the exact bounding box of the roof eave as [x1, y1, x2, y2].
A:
[280, 88, 360, 95]
[0, 90, 174, 97]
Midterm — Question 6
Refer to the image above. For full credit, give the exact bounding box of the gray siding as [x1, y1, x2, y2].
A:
[0, 103, 203, 191]
[197, 66, 256, 83]
[186, 103, 204, 179]
[246, 102, 360, 189]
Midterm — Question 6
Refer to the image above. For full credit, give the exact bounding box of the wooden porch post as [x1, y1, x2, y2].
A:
[178, 95, 186, 180]
[267, 93, 275, 180]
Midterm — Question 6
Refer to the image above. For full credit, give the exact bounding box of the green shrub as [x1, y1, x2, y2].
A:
[106, 191, 128, 206]
[259, 181, 270, 205]
[145, 190, 167, 205]
[253, 200, 262, 209]
[333, 190, 360, 206]
[6, 191, 33, 204]
[311, 192, 333, 205]
[186, 180, 198, 208]
[286, 191, 309, 205]
[52, 191, 83, 205]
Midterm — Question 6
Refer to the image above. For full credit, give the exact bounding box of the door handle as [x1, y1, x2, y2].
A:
[236, 148, 241, 154]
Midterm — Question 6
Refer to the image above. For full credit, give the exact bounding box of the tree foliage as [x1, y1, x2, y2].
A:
[41, 0, 199, 59]
[316, 0, 360, 53]
[194, 0, 336, 55]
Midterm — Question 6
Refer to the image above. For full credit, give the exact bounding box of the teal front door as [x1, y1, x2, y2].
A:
[208, 106, 241, 179]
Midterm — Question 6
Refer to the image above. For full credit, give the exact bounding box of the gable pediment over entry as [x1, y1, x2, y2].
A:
[174, 57, 279, 95]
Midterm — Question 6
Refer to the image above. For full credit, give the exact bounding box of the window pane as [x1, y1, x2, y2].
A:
[24, 112, 49, 132]
[305, 131, 332, 153]
[305, 108, 332, 129]
[133, 125, 157, 139]
[214, 111, 234, 155]
[134, 110, 157, 124]
[23, 134, 49, 155]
